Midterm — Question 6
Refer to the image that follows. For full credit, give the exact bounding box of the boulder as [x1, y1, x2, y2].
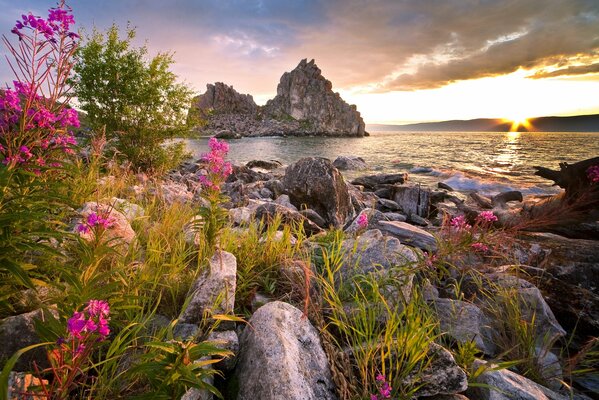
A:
[351, 173, 408, 190]
[254, 203, 323, 235]
[273, 194, 298, 211]
[265, 59, 366, 137]
[157, 181, 193, 204]
[179, 251, 237, 327]
[110, 197, 145, 222]
[377, 220, 438, 252]
[340, 229, 417, 301]
[228, 207, 252, 226]
[376, 198, 401, 212]
[234, 301, 337, 400]
[246, 160, 283, 170]
[0, 308, 58, 371]
[332, 155, 367, 170]
[431, 298, 496, 355]
[76, 202, 136, 245]
[344, 208, 389, 234]
[283, 157, 353, 227]
[392, 184, 431, 217]
[207, 330, 238, 372]
[466, 360, 567, 400]
[299, 208, 327, 228]
[411, 343, 468, 397]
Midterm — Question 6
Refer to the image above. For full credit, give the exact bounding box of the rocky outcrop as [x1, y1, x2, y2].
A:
[264, 59, 365, 137]
[234, 301, 338, 400]
[189, 59, 366, 137]
[189, 82, 257, 119]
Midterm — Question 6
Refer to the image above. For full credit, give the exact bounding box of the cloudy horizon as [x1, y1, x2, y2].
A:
[1, 0, 599, 124]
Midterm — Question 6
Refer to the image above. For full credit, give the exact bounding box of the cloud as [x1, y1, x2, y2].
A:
[1, 0, 598, 95]
[529, 62, 599, 79]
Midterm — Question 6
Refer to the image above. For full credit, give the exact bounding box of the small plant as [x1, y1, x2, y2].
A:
[197, 138, 233, 250]
[370, 373, 393, 399]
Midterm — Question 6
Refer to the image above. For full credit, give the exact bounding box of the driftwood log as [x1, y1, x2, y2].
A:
[534, 156, 599, 204]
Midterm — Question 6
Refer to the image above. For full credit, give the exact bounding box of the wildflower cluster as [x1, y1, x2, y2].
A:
[66, 299, 111, 342]
[77, 212, 114, 234]
[199, 137, 233, 191]
[370, 374, 392, 399]
[587, 165, 599, 183]
[357, 212, 369, 229]
[471, 242, 490, 252]
[476, 210, 498, 223]
[1, 1, 79, 170]
[450, 215, 471, 230]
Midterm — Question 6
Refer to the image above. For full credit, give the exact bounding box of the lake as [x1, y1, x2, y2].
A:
[181, 131, 599, 196]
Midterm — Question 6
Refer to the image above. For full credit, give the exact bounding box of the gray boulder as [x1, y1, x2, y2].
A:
[350, 173, 408, 190]
[0, 308, 58, 371]
[392, 184, 431, 218]
[179, 251, 237, 327]
[412, 343, 468, 397]
[283, 157, 353, 228]
[254, 202, 323, 235]
[377, 220, 438, 252]
[466, 360, 567, 400]
[333, 155, 367, 170]
[234, 301, 337, 400]
[431, 298, 496, 355]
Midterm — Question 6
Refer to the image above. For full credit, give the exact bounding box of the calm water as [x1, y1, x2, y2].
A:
[181, 131, 599, 196]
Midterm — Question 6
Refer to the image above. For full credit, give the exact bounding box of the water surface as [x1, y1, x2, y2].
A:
[181, 131, 599, 195]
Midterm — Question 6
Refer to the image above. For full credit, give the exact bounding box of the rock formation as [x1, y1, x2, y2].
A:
[189, 59, 366, 137]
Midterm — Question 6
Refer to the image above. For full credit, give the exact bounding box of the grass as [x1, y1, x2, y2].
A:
[2, 151, 597, 400]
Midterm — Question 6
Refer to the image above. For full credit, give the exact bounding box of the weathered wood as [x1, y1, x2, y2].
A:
[534, 156, 599, 201]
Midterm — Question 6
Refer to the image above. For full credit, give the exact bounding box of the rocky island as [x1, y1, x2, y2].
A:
[188, 59, 367, 138]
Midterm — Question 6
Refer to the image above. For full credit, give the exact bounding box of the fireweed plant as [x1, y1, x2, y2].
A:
[1, 0, 80, 170]
[197, 138, 233, 250]
[0, 0, 79, 292]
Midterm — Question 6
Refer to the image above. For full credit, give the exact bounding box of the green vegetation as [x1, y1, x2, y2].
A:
[73, 24, 193, 172]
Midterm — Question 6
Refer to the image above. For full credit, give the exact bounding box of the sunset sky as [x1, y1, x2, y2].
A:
[1, 0, 599, 124]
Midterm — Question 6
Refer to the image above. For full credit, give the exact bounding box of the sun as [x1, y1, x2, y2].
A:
[504, 113, 531, 132]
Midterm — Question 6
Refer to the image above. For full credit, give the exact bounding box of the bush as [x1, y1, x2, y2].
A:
[73, 24, 193, 172]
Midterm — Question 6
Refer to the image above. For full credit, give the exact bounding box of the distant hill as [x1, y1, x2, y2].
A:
[369, 114, 599, 132]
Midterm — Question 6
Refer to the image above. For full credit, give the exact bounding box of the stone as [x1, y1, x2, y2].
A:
[376, 198, 401, 211]
[466, 360, 568, 400]
[383, 212, 407, 222]
[228, 207, 252, 226]
[234, 301, 337, 400]
[283, 157, 353, 228]
[75, 202, 136, 245]
[254, 202, 323, 235]
[392, 184, 431, 217]
[422, 395, 470, 400]
[157, 181, 193, 204]
[431, 298, 496, 355]
[246, 160, 283, 170]
[351, 173, 408, 190]
[483, 272, 566, 345]
[7, 372, 49, 399]
[344, 208, 388, 234]
[299, 208, 327, 228]
[173, 323, 199, 341]
[438, 182, 455, 191]
[412, 343, 468, 397]
[265, 59, 365, 137]
[408, 214, 429, 226]
[377, 220, 438, 252]
[341, 229, 417, 301]
[535, 347, 563, 391]
[273, 194, 298, 211]
[207, 330, 239, 372]
[110, 197, 145, 222]
[332, 155, 367, 170]
[179, 251, 237, 327]
[0, 308, 58, 371]
[259, 187, 273, 199]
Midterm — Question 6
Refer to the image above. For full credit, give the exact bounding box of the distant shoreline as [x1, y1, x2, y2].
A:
[368, 113, 599, 132]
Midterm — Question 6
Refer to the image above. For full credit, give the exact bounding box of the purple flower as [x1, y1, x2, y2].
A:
[357, 213, 368, 229]
[587, 165, 599, 183]
[67, 311, 87, 339]
[477, 211, 498, 223]
[471, 242, 489, 252]
[86, 299, 110, 317]
[450, 215, 471, 230]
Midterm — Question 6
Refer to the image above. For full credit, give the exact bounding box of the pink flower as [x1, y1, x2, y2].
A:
[587, 165, 599, 183]
[86, 299, 110, 317]
[477, 211, 498, 223]
[357, 213, 368, 228]
[199, 138, 232, 191]
[450, 215, 471, 230]
[67, 311, 87, 339]
[471, 242, 489, 252]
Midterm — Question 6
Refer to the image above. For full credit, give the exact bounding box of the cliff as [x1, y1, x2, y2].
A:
[189, 59, 366, 137]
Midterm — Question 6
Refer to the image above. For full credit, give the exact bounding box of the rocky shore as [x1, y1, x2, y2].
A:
[188, 59, 367, 138]
[3, 154, 598, 399]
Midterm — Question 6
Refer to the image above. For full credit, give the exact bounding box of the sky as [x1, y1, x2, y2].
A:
[1, 0, 599, 124]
